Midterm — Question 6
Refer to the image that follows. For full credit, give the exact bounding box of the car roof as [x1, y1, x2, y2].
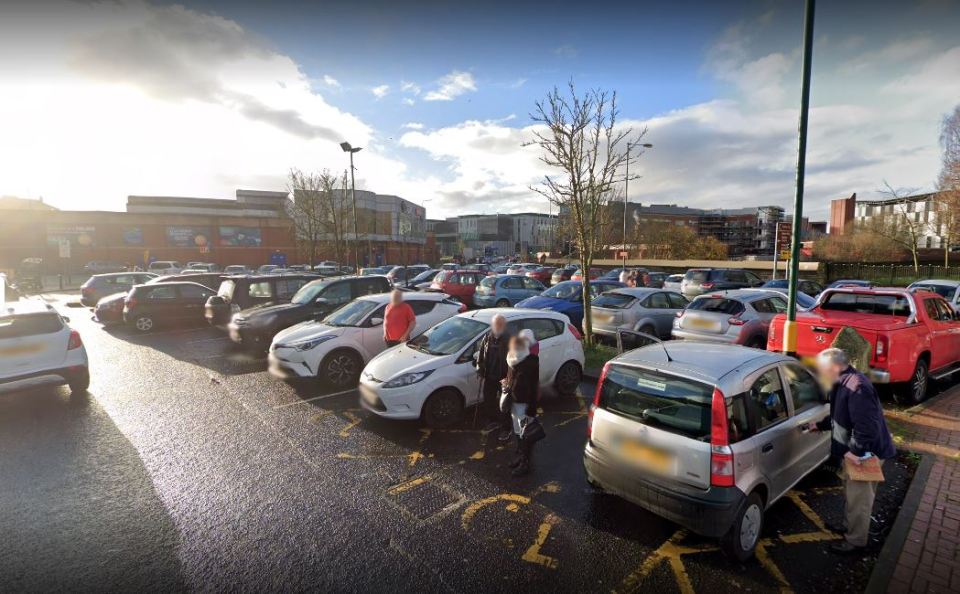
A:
[1, 300, 58, 318]
[606, 287, 660, 297]
[359, 291, 449, 304]
[695, 289, 781, 301]
[910, 279, 960, 287]
[463, 307, 568, 323]
[92, 272, 143, 278]
[612, 341, 790, 387]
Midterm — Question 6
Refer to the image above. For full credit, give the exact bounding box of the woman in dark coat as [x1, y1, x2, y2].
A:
[502, 330, 540, 476]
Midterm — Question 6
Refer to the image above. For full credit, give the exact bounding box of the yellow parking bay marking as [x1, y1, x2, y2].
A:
[338, 410, 362, 437]
[616, 530, 718, 594]
[521, 513, 560, 570]
[461, 494, 532, 531]
[387, 475, 433, 495]
[754, 539, 793, 594]
[273, 388, 358, 409]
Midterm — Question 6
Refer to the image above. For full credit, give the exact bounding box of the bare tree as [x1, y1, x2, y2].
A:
[286, 168, 351, 267]
[529, 82, 644, 343]
[862, 181, 925, 272]
[936, 106, 960, 265]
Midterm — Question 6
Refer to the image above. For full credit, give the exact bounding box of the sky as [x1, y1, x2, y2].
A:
[1, 0, 958, 222]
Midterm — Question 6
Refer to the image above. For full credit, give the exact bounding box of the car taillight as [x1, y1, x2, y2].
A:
[701, 282, 715, 290]
[458, 303, 467, 313]
[81, 287, 93, 295]
[125, 297, 137, 310]
[710, 387, 735, 487]
[728, 315, 745, 326]
[587, 362, 610, 438]
[567, 323, 582, 340]
[675, 311, 684, 318]
[67, 330, 83, 350]
[875, 335, 888, 363]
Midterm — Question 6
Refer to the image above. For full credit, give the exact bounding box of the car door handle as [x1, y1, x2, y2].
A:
[761, 443, 774, 453]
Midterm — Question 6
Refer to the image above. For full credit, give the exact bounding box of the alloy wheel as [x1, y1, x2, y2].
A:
[326, 353, 358, 387]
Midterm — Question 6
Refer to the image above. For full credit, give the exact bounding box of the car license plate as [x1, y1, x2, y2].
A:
[0, 343, 45, 356]
[620, 440, 673, 474]
[594, 313, 612, 324]
[686, 317, 718, 331]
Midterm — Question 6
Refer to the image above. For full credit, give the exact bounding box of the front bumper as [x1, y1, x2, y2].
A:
[583, 442, 744, 538]
[472, 294, 499, 308]
[228, 323, 266, 345]
[267, 349, 314, 379]
[358, 379, 424, 420]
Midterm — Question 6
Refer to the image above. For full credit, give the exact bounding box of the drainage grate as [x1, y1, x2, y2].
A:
[386, 477, 463, 521]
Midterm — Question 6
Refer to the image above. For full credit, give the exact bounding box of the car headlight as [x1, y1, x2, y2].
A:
[281, 334, 336, 351]
[382, 369, 435, 389]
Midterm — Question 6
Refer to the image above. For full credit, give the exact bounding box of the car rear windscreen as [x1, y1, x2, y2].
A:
[598, 365, 713, 440]
[684, 269, 709, 282]
[687, 297, 745, 315]
[820, 292, 911, 316]
[0, 313, 63, 339]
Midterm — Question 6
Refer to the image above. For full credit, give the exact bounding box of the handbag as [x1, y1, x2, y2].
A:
[499, 387, 513, 414]
[519, 416, 545, 443]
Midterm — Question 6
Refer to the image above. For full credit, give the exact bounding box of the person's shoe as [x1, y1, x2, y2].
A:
[511, 460, 530, 476]
[497, 427, 513, 442]
[825, 521, 847, 534]
[829, 541, 864, 555]
[509, 455, 524, 469]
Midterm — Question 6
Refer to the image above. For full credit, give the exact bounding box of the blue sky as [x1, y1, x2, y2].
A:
[1, 0, 958, 221]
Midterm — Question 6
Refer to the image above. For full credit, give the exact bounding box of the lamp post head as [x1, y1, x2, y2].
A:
[340, 142, 362, 153]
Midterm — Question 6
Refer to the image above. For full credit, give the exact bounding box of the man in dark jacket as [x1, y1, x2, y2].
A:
[475, 313, 512, 440]
[812, 348, 896, 554]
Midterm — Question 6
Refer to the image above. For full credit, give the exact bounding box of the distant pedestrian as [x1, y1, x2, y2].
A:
[619, 269, 630, 284]
[810, 348, 896, 554]
[475, 313, 512, 441]
[627, 270, 638, 287]
[383, 289, 415, 348]
[502, 329, 540, 477]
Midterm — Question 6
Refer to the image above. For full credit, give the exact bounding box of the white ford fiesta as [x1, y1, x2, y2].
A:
[268, 292, 464, 388]
[359, 308, 585, 427]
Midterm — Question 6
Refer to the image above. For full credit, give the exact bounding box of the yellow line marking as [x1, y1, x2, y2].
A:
[461, 493, 531, 531]
[779, 531, 839, 544]
[521, 513, 560, 570]
[785, 491, 829, 532]
[308, 410, 333, 423]
[338, 410, 361, 437]
[387, 475, 432, 496]
[407, 429, 433, 467]
[754, 538, 794, 593]
[552, 412, 587, 427]
[530, 481, 561, 498]
[616, 530, 717, 594]
[336, 452, 410, 460]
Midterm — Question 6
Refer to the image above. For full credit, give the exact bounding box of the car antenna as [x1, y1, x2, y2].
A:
[660, 341, 673, 363]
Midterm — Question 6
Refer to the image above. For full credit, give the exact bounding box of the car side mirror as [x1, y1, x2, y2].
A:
[369, 317, 383, 326]
[314, 297, 330, 306]
[61, 316, 70, 323]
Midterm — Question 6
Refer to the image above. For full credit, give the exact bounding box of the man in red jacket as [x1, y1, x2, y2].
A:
[383, 289, 416, 347]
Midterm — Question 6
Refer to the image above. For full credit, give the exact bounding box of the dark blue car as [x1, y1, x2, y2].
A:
[761, 278, 824, 297]
[515, 280, 626, 329]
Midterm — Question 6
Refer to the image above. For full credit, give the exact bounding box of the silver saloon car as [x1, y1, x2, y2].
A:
[671, 289, 787, 349]
[590, 288, 688, 340]
[584, 341, 830, 560]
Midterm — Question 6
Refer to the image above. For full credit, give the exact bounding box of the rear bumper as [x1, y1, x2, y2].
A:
[867, 368, 891, 384]
[472, 294, 499, 308]
[583, 442, 744, 538]
[0, 365, 89, 391]
[670, 328, 736, 344]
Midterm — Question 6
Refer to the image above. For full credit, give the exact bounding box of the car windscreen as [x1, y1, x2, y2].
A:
[411, 270, 436, 283]
[323, 299, 380, 327]
[598, 365, 714, 440]
[592, 292, 635, 309]
[684, 269, 709, 282]
[291, 280, 331, 305]
[433, 271, 452, 284]
[0, 313, 63, 339]
[407, 316, 487, 356]
[687, 297, 745, 315]
[819, 292, 911, 316]
[912, 284, 955, 299]
[479, 276, 497, 289]
[217, 280, 236, 300]
[542, 282, 579, 300]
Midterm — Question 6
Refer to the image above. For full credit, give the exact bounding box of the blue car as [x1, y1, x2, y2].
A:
[515, 280, 626, 329]
[474, 274, 545, 307]
[762, 278, 824, 297]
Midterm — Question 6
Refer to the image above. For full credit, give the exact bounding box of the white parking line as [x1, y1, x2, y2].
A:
[273, 388, 358, 409]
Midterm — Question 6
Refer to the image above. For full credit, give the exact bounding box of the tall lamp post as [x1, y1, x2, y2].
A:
[623, 141, 653, 267]
[340, 141, 362, 270]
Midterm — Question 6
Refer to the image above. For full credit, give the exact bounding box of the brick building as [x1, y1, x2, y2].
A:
[829, 193, 857, 235]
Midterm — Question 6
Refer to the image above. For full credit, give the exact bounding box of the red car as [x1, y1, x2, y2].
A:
[767, 287, 960, 404]
[525, 266, 555, 285]
[570, 267, 603, 282]
[428, 269, 489, 307]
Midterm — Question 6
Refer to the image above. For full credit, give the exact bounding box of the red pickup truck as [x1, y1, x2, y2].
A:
[767, 287, 960, 404]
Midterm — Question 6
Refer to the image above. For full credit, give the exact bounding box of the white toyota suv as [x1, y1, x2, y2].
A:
[0, 301, 90, 395]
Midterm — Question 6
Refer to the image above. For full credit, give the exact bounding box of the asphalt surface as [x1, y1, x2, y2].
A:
[0, 293, 916, 593]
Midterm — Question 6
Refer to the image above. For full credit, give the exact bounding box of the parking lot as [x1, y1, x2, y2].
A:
[0, 292, 916, 592]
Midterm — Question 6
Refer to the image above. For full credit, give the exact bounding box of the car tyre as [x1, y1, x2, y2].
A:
[133, 315, 154, 333]
[495, 299, 510, 308]
[745, 336, 766, 349]
[897, 357, 929, 405]
[421, 389, 464, 428]
[68, 369, 90, 394]
[720, 491, 764, 562]
[554, 361, 582, 397]
[636, 324, 657, 338]
[321, 349, 362, 389]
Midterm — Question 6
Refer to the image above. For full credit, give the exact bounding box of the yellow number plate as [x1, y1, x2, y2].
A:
[687, 317, 717, 330]
[0, 343, 45, 356]
[620, 440, 673, 474]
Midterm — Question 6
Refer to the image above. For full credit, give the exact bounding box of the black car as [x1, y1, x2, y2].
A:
[204, 273, 318, 326]
[93, 292, 128, 325]
[80, 272, 157, 306]
[227, 275, 392, 348]
[149, 272, 227, 291]
[680, 267, 765, 298]
[761, 278, 824, 297]
[123, 282, 218, 333]
[550, 267, 577, 285]
[644, 271, 668, 288]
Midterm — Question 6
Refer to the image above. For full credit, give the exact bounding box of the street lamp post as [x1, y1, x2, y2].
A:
[340, 142, 362, 270]
[623, 141, 653, 267]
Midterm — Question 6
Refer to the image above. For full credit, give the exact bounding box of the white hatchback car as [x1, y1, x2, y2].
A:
[359, 308, 585, 427]
[268, 292, 463, 388]
[0, 301, 89, 395]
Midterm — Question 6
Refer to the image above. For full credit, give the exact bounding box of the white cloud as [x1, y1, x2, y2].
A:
[322, 74, 341, 88]
[401, 97, 415, 106]
[402, 122, 424, 130]
[553, 45, 578, 59]
[400, 80, 420, 95]
[371, 84, 390, 99]
[509, 78, 528, 89]
[423, 70, 477, 101]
